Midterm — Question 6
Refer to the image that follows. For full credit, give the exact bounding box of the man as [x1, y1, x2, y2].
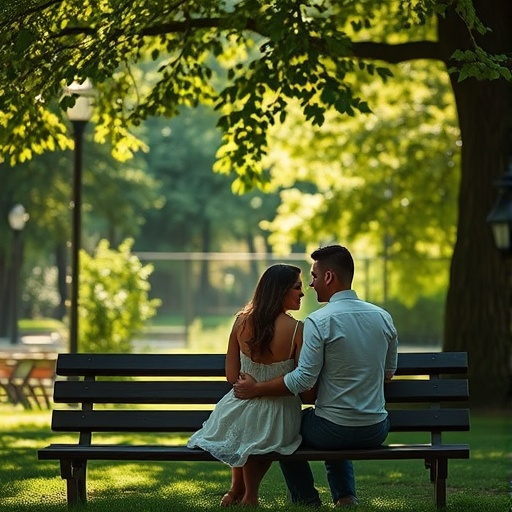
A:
[234, 245, 398, 507]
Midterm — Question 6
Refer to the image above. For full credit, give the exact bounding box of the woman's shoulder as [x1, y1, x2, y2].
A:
[233, 312, 250, 331]
[274, 314, 303, 342]
[276, 313, 303, 328]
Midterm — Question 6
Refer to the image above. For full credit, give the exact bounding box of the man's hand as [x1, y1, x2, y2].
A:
[233, 372, 258, 399]
[385, 370, 395, 383]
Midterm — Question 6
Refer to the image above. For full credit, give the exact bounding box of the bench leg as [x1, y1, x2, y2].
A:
[27, 384, 45, 410]
[434, 458, 448, 509]
[60, 459, 87, 507]
[1, 383, 18, 404]
[426, 458, 448, 509]
[11, 384, 33, 409]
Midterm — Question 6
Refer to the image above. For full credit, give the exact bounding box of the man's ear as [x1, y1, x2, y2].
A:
[325, 270, 334, 285]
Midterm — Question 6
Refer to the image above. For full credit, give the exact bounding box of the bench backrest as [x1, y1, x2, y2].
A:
[51, 352, 469, 445]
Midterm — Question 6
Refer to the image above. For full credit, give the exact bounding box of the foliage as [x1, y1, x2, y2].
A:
[82, 141, 163, 248]
[21, 266, 61, 318]
[385, 293, 446, 347]
[78, 238, 161, 352]
[0, 408, 508, 511]
[135, 106, 280, 252]
[0, 131, 161, 252]
[18, 317, 65, 334]
[0, 1, 505, 191]
[0, 151, 70, 250]
[261, 59, 459, 303]
[0, 130, 162, 334]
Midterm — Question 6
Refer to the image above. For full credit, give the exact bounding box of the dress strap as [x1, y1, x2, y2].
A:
[289, 320, 300, 358]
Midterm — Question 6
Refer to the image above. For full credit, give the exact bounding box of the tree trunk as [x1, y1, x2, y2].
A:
[197, 220, 212, 314]
[0, 252, 10, 337]
[246, 232, 260, 285]
[439, 1, 512, 406]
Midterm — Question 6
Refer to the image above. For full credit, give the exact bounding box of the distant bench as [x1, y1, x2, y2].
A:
[38, 352, 470, 508]
[0, 354, 56, 409]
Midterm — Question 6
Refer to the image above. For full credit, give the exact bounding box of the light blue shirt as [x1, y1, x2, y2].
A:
[284, 290, 398, 426]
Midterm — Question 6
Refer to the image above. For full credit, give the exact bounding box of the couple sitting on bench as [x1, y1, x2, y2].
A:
[187, 245, 398, 507]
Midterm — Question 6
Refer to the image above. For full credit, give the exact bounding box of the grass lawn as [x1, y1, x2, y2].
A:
[0, 406, 509, 512]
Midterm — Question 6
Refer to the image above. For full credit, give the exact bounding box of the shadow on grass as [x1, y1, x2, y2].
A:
[0, 408, 509, 512]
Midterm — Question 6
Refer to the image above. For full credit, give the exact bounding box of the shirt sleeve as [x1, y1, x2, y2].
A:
[284, 316, 324, 395]
[384, 314, 398, 374]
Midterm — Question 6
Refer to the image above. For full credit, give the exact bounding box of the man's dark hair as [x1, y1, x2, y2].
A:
[311, 245, 354, 285]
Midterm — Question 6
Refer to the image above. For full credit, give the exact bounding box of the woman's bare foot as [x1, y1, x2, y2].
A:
[220, 491, 243, 507]
[240, 498, 259, 507]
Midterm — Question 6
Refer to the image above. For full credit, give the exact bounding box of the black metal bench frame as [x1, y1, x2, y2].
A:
[38, 352, 470, 508]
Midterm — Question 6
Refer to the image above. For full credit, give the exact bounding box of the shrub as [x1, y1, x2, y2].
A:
[79, 238, 161, 353]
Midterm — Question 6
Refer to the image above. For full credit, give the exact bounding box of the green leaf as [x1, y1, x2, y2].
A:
[13, 27, 35, 54]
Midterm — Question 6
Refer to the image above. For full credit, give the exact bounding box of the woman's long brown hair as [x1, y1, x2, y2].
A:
[238, 264, 301, 358]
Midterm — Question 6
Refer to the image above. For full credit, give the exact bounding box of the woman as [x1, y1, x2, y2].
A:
[187, 264, 305, 506]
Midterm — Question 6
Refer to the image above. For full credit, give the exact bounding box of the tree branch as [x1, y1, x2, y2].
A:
[0, 0, 63, 30]
[139, 17, 261, 37]
[351, 41, 445, 64]
[141, 17, 223, 36]
[53, 16, 255, 39]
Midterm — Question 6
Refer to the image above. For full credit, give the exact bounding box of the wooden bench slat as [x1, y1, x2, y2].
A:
[56, 354, 227, 377]
[53, 379, 469, 404]
[393, 352, 468, 375]
[52, 409, 210, 432]
[387, 408, 470, 432]
[385, 379, 469, 402]
[54, 352, 468, 377]
[53, 380, 233, 404]
[38, 443, 470, 462]
[51, 408, 469, 433]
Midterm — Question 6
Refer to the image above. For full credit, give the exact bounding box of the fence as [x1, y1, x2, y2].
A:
[135, 252, 449, 349]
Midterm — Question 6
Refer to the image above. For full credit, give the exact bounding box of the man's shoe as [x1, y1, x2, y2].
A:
[335, 495, 358, 507]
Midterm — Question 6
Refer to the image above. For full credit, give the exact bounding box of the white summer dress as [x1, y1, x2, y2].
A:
[187, 345, 302, 467]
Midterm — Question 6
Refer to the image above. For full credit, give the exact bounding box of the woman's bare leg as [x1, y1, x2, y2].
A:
[220, 467, 245, 506]
[240, 459, 272, 506]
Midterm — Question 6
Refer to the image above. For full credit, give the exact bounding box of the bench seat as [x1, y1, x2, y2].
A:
[39, 442, 469, 462]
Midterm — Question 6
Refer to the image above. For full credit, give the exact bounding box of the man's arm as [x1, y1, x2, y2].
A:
[235, 317, 323, 399]
[384, 317, 399, 383]
[234, 373, 291, 399]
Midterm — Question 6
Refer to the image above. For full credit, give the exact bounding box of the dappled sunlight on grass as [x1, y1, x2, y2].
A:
[0, 408, 52, 428]
[91, 462, 167, 489]
[1, 475, 66, 508]
[0, 407, 509, 511]
[365, 496, 416, 511]
[384, 470, 405, 479]
[471, 450, 506, 459]
[7, 436, 50, 449]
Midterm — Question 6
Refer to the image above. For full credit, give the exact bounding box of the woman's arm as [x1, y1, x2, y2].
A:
[225, 317, 242, 384]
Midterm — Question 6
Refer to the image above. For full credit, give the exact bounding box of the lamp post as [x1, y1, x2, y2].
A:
[487, 165, 512, 254]
[7, 204, 29, 345]
[66, 79, 94, 354]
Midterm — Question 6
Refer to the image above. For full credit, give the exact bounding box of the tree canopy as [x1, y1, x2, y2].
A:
[264, 58, 460, 303]
[0, 1, 507, 188]
[1, 0, 511, 406]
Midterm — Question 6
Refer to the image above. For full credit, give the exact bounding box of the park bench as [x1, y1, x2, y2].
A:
[38, 351, 470, 508]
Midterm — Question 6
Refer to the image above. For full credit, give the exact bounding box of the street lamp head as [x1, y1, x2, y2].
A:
[487, 166, 512, 253]
[8, 203, 29, 231]
[65, 79, 94, 122]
